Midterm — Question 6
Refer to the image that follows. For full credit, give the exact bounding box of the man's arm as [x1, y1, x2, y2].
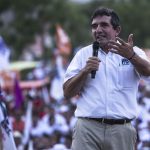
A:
[63, 56, 100, 99]
[129, 53, 150, 76]
[63, 69, 88, 99]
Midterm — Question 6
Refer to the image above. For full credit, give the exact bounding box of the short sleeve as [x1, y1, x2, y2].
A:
[133, 46, 150, 62]
[63, 50, 82, 83]
[133, 46, 150, 78]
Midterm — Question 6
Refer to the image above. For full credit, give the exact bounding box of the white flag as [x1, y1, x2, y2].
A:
[0, 102, 17, 150]
[22, 101, 33, 145]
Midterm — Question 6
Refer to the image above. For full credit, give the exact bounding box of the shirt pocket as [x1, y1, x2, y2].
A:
[118, 65, 135, 89]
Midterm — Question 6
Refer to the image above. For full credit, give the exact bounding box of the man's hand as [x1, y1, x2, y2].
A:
[108, 34, 135, 59]
[63, 56, 101, 99]
[83, 56, 101, 74]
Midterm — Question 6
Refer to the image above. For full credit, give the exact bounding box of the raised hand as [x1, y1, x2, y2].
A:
[108, 34, 135, 59]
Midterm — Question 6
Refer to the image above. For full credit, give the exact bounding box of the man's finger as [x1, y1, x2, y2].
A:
[128, 34, 133, 46]
[116, 37, 125, 45]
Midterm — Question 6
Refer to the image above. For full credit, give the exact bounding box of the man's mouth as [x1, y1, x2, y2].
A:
[96, 35, 106, 41]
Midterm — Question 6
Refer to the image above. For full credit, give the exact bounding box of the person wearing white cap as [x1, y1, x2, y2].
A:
[51, 143, 68, 150]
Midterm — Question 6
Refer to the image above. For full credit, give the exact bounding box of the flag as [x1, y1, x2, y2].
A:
[14, 78, 23, 109]
[56, 55, 66, 79]
[0, 36, 10, 70]
[56, 24, 72, 56]
[22, 101, 33, 145]
[0, 94, 17, 150]
[42, 87, 50, 104]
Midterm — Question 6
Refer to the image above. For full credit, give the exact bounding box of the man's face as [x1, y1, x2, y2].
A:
[91, 15, 120, 48]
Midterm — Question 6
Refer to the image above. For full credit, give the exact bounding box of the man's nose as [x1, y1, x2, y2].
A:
[96, 24, 102, 32]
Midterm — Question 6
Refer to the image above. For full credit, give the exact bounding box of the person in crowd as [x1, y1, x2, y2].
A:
[63, 7, 150, 150]
[12, 109, 25, 134]
[136, 84, 150, 149]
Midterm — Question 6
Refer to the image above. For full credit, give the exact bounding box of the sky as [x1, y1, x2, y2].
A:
[70, 0, 92, 3]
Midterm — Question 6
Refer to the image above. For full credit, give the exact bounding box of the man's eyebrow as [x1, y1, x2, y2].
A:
[91, 22, 109, 25]
[91, 23, 96, 25]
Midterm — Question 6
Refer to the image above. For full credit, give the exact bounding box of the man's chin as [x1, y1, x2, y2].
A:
[97, 41, 108, 48]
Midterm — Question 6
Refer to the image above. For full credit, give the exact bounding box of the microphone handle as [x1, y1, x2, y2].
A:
[91, 70, 96, 78]
[91, 49, 98, 79]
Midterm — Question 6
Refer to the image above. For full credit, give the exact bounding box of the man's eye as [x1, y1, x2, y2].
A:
[101, 23, 109, 27]
[91, 24, 98, 29]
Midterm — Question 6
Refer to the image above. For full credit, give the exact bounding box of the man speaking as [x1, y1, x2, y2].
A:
[63, 7, 150, 150]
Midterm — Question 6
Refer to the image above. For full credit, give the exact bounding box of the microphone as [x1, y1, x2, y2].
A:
[91, 41, 99, 79]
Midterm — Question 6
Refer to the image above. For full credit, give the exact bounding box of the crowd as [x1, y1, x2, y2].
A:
[0, 54, 150, 150]
[135, 78, 150, 150]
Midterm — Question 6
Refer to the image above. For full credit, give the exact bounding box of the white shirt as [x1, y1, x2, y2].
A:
[64, 44, 149, 119]
[41, 113, 69, 134]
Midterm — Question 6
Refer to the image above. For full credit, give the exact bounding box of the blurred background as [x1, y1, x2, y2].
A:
[0, 0, 150, 149]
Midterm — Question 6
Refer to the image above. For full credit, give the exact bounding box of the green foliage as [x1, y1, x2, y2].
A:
[85, 0, 150, 48]
[0, 0, 150, 60]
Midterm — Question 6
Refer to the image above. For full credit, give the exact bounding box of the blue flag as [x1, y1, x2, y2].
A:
[0, 36, 10, 55]
[0, 36, 10, 70]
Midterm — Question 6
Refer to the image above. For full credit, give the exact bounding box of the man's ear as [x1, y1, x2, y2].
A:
[115, 26, 121, 37]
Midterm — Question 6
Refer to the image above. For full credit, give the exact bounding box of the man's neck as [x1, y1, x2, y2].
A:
[100, 45, 109, 54]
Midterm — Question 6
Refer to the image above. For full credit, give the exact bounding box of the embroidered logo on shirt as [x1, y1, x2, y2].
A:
[122, 58, 130, 65]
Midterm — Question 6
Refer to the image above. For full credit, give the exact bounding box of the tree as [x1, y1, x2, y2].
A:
[0, 0, 150, 60]
[0, 0, 88, 60]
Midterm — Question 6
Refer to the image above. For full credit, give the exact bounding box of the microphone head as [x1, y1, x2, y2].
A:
[93, 41, 99, 50]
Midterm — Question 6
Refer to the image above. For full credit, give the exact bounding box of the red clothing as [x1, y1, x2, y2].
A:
[12, 120, 25, 133]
